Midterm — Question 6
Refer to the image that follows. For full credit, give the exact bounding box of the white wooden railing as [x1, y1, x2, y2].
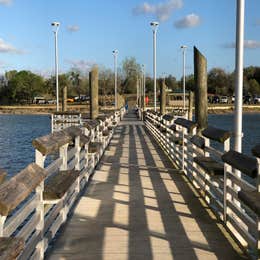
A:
[0, 108, 125, 259]
[145, 109, 260, 259]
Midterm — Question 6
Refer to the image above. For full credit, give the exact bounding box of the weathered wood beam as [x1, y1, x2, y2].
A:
[32, 130, 71, 156]
[159, 79, 166, 115]
[0, 237, 24, 260]
[0, 163, 47, 216]
[222, 150, 258, 178]
[202, 126, 231, 143]
[89, 66, 99, 119]
[194, 46, 208, 132]
[0, 169, 6, 185]
[62, 85, 67, 112]
[44, 170, 80, 200]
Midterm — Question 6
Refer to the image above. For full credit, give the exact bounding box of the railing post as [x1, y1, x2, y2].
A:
[35, 149, 46, 259]
[75, 136, 81, 171]
[182, 127, 186, 172]
[256, 158, 260, 254]
[188, 91, 194, 121]
[223, 138, 231, 223]
[59, 144, 68, 171]
[0, 216, 6, 236]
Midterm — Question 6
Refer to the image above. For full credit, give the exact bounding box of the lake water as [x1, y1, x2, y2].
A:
[0, 115, 51, 178]
[0, 113, 259, 178]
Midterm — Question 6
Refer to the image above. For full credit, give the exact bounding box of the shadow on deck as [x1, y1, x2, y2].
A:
[46, 111, 244, 260]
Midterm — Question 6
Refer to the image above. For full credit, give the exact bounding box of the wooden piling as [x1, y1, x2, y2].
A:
[160, 79, 166, 115]
[89, 66, 99, 119]
[62, 86, 67, 112]
[188, 91, 194, 121]
[194, 46, 208, 131]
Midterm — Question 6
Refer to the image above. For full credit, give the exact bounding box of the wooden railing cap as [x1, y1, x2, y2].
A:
[0, 169, 7, 185]
[83, 119, 100, 130]
[174, 118, 197, 132]
[202, 126, 231, 143]
[252, 144, 260, 158]
[44, 170, 80, 200]
[222, 150, 258, 178]
[80, 134, 91, 147]
[0, 237, 24, 260]
[238, 190, 260, 217]
[190, 135, 205, 149]
[162, 114, 174, 121]
[97, 115, 107, 122]
[63, 126, 82, 139]
[32, 130, 71, 156]
[0, 163, 47, 216]
[53, 111, 81, 116]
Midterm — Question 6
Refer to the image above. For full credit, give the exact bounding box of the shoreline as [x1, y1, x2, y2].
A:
[0, 105, 260, 115]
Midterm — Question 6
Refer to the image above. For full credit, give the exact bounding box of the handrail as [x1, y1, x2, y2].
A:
[0, 108, 125, 259]
[144, 110, 260, 258]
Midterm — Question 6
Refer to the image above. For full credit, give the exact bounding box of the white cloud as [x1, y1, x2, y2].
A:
[66, 59, 96, 72]
[133, 0, 183, 22]
[223, 40, 260, 49]
[174, 13, 201, 28]
[67, 25, 80, 32]
[0, 38, 24, 54]
[0, 0, 12, 6]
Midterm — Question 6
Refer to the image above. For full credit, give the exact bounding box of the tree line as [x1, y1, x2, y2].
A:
[0, 58, 259, 105]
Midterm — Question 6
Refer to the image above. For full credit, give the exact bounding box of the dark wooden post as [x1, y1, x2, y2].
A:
[194, 46, 208, 131]
[62, 86, 67, 112]
[188, 91, 194, 121]
[160, 79, 166, 115]
[89, 66, 99, 119]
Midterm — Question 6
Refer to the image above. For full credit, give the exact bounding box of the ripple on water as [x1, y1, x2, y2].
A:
[0, 114, 51, 178]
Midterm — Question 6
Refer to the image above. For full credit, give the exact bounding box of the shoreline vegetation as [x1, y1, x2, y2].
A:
[0, 104, 260, 115]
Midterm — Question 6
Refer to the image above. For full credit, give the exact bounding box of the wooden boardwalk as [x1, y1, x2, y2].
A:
[47, 112, 244, 260]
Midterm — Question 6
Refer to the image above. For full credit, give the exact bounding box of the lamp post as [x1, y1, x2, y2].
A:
[234, 0, 245, 153]
[150, 21, 159, 111]
[51, 22, 60, 112]
[112, 50, 119, 110]
[142, 64, 146, 110]
[181, 45, 187, 111]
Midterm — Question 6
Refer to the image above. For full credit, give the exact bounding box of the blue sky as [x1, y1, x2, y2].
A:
[0, 0, 259, 79]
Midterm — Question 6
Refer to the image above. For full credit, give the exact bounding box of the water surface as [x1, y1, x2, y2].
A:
[0, 114, 50, 177]
[0, 113, 259, 177]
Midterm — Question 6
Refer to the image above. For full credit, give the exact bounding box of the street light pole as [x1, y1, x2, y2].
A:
[52, 22, 60, 112]
[150, 21, 159, 111]
[234, 0, 245, 153]
[181, 45, 187, 111]
[112, 50, 119, 110]
[142, 64, 146, 110]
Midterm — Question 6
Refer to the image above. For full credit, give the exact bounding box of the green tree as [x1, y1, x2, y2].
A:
[121, 57, 141, 94]
[165, 75, 178, 91]
[248, 79, 260, 95]
[69, 70, 81, 98]
[208, 68, 230, 95]
[8, 70, 44, 103]
[99, 67, 114, 95]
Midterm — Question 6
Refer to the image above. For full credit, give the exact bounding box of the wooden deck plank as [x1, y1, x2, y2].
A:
[46, 112, 244, 260]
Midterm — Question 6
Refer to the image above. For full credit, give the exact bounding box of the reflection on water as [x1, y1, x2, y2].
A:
[0, 114, 50, 177]
[0, 113, 259, 178]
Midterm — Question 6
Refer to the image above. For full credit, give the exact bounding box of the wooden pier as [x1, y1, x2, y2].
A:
[46, 111, 243, 259]
[0, 107, 260, 259]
